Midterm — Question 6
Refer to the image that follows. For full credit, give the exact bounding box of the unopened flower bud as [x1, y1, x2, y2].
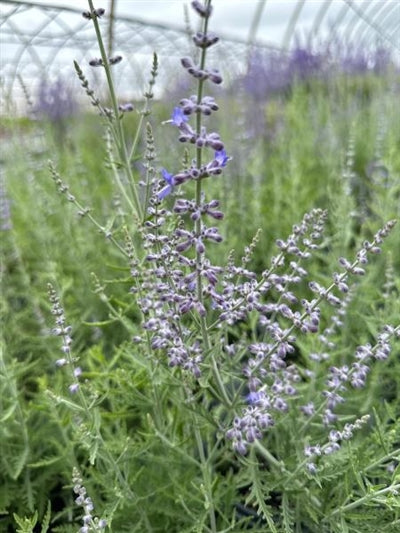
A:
[109, 55, 122, 65]
[191, 0, 213, 18]
[89, 58, 103, 67]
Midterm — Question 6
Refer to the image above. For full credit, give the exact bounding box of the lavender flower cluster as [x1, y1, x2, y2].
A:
[226, 220, 399, 458]
[48, 287, 110, 526]
[48, 283, 82, 394]
[124, 1, 400, 463]
[72, 468, 107, 532]
[130, 0, 229, 378]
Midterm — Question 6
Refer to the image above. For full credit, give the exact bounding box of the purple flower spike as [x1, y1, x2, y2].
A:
[158, 169, 174, 199]
[215, 149, 231, 167]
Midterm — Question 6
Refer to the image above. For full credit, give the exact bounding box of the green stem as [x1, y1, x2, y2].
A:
[253, 440, 286, 472]
[194, 425, 217, 533]
[363, 449, 400, 473]
[193, 2, 230, 409]
[62, 332, 133, 493]
[88, 0, 143, 220]
[49, 159, 128, 257]
[105, 127, 137, 215]
[128, 56, 158, 169]
[191, 3, 219, 530]
[107, 0, 116, 58]
[328, 483, 400, 517]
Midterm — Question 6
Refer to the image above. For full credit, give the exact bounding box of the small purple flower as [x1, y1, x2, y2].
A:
[214, 149, 230, 167]
[300, 402, 315, 416]
[246, 391, 263, 405]
[165, 107, 189, 127]
[69, 383, 80, 394]
[118, 102, 134, 112]
[158, 169, 174, 199]
[306, 462, 318, 474]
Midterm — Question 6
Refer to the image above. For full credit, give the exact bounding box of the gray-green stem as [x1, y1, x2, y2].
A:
[192, 3, 220, 530]
[88, 0, 143, 220]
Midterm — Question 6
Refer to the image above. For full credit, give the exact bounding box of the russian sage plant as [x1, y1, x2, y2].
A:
[38, 1, 400, 531]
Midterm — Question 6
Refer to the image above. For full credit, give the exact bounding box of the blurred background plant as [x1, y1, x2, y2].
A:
[32, 76, 79, 146]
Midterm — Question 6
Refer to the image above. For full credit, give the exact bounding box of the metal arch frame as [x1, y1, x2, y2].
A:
[384, 14, 400, 41]
[0, 0, 262, 109]
[3, 7, 67, 102]
[383, 3, 400, 35]
[355, 2, 385, 43]
[0, 1, 282, 64]
[343, 0, 399, 51]
[1, 0, 399, 110]
[323, 1, 352, 52]
[281, 0, 306, 50]
[0, 1, 195, 104]
[354, 2, 398, 48]
[309, 0, 333, 44]
[386, 23, 400, 48]
[365, 3, 400, 48]
[342, 0, 382, 45]
[2, 0, 398, 50]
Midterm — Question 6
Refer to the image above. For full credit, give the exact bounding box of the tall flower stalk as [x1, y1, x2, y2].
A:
[81, 1, 160, 221]
[138, 2, 228, 528]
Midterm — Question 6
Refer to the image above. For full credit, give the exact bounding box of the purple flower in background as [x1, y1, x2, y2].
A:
[68, 383, 79, 394]
[240, 35, 395, 105]
[340, 44, 370, 74]
[158, 168, 174, 199]
[373, 46, 392, 73]
[242, 49, 291, 100]
[338, 43, 394, 75]
[34, 77, 78, 121]
[289, 46, 322, 80]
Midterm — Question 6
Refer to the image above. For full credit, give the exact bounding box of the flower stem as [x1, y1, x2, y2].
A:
[87, 0, 143, 220]
[194, 424, 217, 532]
[328, 483, 400, 517]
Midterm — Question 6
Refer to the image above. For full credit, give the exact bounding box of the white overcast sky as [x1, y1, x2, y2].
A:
[2, 1, 398, 49]
[1, 0, 366, 47]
